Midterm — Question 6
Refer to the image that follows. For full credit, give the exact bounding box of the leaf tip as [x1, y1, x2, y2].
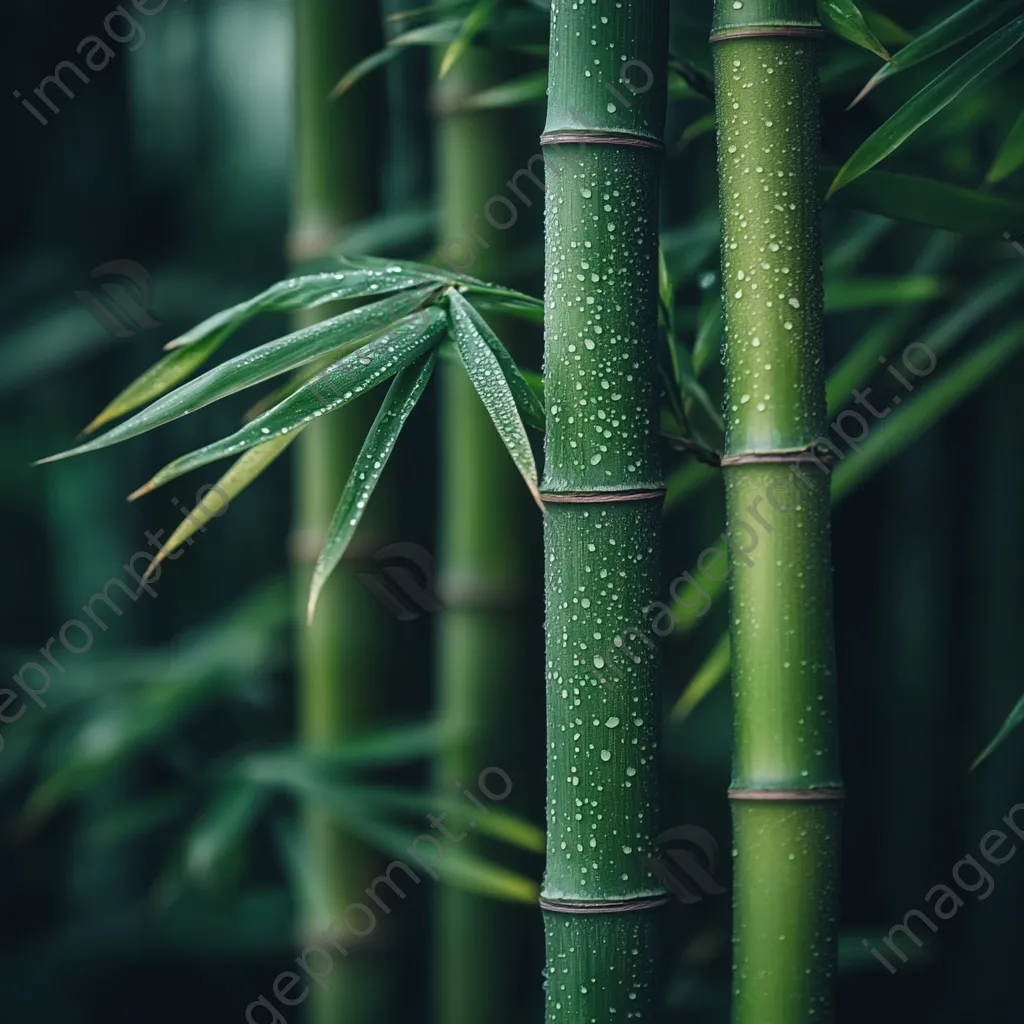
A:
[127, 479, 157, 502]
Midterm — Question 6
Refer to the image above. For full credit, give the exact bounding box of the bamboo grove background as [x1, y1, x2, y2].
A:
[1, 1, 1023, 1022]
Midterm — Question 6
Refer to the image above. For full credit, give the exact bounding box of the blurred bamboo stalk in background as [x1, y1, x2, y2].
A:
[432, 19, 538, 1024]
[291, 2, 395, 1022]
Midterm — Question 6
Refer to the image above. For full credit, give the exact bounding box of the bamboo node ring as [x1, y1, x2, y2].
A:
[541, 132, 665, 153]
[728, 787, 846, 802]
[539, 894, 671, 914]
[720, 443, 838, 468]
[540, 489, 666, 505]
[710, 25, 826, 43]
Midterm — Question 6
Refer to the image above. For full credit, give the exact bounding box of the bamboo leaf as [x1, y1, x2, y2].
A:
[350, 816, 538, 902]
[331, 21, 462, 98]
[828, 14, 1024, 195]
[676, 112, 717, 151]
[824, 168, 1024, 234]
[462, 68, 548, 109]
[83, 331, 229, 434]
[823, 215, 893, 277]
[40, 294, 436, 465]
[144, 431, 300, 579]
[184, 783, 266, 883]
[987, 108, 1024, 183]
[340, 788, 545, 854]
[447, 290, 541, 506]
[826, 234, 959, 412]
[861, 9, 913, 46]
[308, 352, 436, 621]
[825, 276, 944, 311]
[668, 55, 715, 102]
[850, 0, 1024, 107]
[166, 260, 452, 351]
[817, 0, 893, 62]
[693, 291, 722, 377]
[457, 291, 545, 430]
[671, 633, 731, 721]
[971, 694, 1024, 769]
[127, 306, 447, 498]
[831, 325, 1023, 501]
[466, 292, 545, 324]
[242, 757, 539, 902]
[439, 0, 497, 77]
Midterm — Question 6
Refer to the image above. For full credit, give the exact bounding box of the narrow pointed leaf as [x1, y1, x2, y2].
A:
[331, 21, 462, 98]
[84, 331, 229, 434]
[349, 816, 538, 902]
[340, 787, 545, 854]
[439, 0, 497, 77]
[456, 290, 544, 430]
[447, 290, 541, 504]
[693, 291, 722, 377]
[824, 167, 1024, 234]
[184, 783, 266, 882]
[671, 633, 731, 721]
[241, 757, 538, 902]
[308, 352, 436, 621]
[826, 235, 959, 411]
[825, 275, 943, 311]
[832, 325, 1023, 500]
[166, 261, 451, 351]
[129, 306, 447, 497]
[462, 68, 548, 110]
[40, 294, 435, 465]
[817, 0, 893, 62]
[850, 0, 1024, 107]
[829, 14, 1024, 195]
[145, 430, 300, 579]
[676, 112, 717, 151]
[971, 694, 1024, 769]
[987, 108, 1024, 183]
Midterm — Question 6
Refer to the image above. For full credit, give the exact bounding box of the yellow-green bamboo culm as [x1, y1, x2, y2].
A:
[711, 2, 843, 1022]
[540, 2, 669, 1021]
[291, 2, 395, 1022]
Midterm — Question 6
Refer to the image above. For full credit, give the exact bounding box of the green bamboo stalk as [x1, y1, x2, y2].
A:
[540, 3, 668, 1020]
[711, 3, 842, 1022]
[433, 40, 538, 1024]
[291, 3, 393, 1022]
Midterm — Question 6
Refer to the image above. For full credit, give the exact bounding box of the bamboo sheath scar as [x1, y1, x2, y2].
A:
[539, 2, 668, 1021]
[712, 2, 843, 1023]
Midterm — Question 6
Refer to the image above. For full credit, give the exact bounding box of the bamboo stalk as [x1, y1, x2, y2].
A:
[291, 3, 393, 1023]
[540, 3, 668, 1020]
[711, 2, 843, 1022]
[432, 41, 538, 1024]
